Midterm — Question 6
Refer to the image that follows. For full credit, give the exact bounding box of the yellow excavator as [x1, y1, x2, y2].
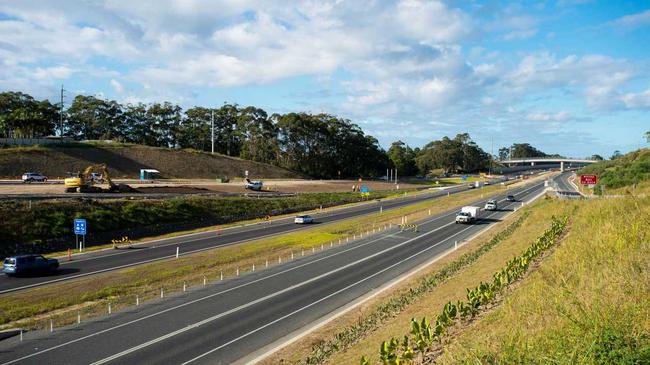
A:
[64, 164, 134, 193]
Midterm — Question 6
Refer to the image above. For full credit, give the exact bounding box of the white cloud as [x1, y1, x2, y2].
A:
[621, 87, 650, 109]
[110, 79, 124, 94]
[608, 9, 650, 30]
[526, 111, 571, 122]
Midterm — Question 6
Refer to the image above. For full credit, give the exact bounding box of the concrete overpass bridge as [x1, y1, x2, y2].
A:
[498, 157, 598, 172]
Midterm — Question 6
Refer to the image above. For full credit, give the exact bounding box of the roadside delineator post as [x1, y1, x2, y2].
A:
[50, 319, 53, 333]
[204, 275, 208, 285]
[455, 240, 458, 250]
[160, 288, 164, 298]
[252, 263, 255, 271]
[278, 256, 282, 264]
[136, 295, 140, 306]
[266, 259, 269, 268]
[19, 330, 22, 342]
[321, 243, 324, 250]
[236, 267, 239, 276]
[108, 303, 111, 314]
[183, 282, 186, 292]
[176, 247, 179, 259]
[77, 311, 81, 324]
[291, 251, 294, 260]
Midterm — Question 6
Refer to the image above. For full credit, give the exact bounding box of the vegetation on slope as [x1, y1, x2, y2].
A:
[0, 142, 301, 179]
[578, 148, 650, 194]
[437, 195, 650, 364]
[0, 191, 390, 257]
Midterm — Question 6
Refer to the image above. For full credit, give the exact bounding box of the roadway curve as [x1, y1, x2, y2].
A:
[1, 183, 482, 294]
[0, 175, 557, 365]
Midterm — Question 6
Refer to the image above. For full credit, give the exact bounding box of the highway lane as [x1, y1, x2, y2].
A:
[0, 183, 483, 293]
[0, 176, 555, 365]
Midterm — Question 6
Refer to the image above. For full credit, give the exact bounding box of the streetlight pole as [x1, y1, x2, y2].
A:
[59, 85, 65, 137]
[211, 109, 214, 155]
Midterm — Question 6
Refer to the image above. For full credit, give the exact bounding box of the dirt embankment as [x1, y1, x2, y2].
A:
[0, 144, 302, 179]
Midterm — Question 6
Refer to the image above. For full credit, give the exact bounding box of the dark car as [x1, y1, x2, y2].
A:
[2, 254, 59, 276]
[506, 195, 516, 202]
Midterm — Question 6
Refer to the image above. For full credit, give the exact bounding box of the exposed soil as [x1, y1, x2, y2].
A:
[0, 179, 424, 195]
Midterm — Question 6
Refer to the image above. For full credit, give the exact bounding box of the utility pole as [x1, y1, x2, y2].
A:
[59, 85, 65, 137]
[211, 109, 214, 155]
[489, 136, 493, 175]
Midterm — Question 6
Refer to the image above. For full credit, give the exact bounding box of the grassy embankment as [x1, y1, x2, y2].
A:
[578, 148, 650, 195]
[0, 141, 301, 179]
[0, 179, 532, 331]
[0, 191, 399, 257]
[309, 152, 649, 364]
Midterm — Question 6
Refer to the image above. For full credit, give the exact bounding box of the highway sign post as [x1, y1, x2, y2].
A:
[580, 174, 598, 185]
[74, 218, 87, 251]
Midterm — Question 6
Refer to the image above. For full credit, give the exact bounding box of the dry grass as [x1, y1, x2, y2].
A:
[312, 197, 575, 365]
[435, 195, 650, 364]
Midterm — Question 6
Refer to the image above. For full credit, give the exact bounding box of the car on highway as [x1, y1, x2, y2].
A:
[506, 195, 516, 202]
[484, 199, 497, 211]
[2, 254, 59, 276]
[294, 215, 314, 224]
[21, 172, 48, 183]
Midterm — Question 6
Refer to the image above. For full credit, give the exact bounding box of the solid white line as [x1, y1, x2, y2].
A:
[242, 184, 548, 364]
[88, 221, 460, 364]
[90, 184, 544, 365]
[184, 224, 480, 364]
[1, 208, 456, 365]
[184, 188, 546, 364]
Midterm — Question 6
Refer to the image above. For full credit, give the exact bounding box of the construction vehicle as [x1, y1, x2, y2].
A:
[64, 164, 134, 193]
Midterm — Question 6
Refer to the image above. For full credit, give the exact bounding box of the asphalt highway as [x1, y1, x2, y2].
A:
[0, 175, 556, 365]
[0, 183, 481, 293]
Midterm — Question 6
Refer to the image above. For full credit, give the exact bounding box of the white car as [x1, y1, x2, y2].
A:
[484, 199, 497, 211]
[22, 172, 48, 183]
[294, 215, 314, 224]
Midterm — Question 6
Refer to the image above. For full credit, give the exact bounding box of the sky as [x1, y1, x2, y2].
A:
[0, 1, 649, 158]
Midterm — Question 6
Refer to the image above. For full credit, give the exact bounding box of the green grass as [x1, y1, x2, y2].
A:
[0, 191, 396, 257]
[436, 195, 650, 364]
[578, 148, 650, 194]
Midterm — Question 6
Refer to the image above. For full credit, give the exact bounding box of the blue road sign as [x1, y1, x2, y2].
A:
[74, 219, 87, 235]
[461, 175, 468, 181]
[360, 185, 370, 193]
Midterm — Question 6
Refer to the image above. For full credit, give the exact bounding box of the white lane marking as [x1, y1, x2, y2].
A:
[1, 191, 453, 294]
[1, 189, 464, 294]
[0, 183, 541, 365]
[0, 205, 459, 365]
[183, 223, 480, 364]
[242, 181, 549, 364]
[88, 221, 460, 364]
[59, 190, 443, 264]
[87, 184, 543, 365]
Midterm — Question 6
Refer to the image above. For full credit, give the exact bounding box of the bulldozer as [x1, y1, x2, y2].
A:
[64, 164, 135, 193]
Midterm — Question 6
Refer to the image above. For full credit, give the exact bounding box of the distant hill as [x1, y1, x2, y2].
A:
[0, 142, 302, 179]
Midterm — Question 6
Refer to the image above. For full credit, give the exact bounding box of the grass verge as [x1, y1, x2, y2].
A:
[435, 194, 650, 364]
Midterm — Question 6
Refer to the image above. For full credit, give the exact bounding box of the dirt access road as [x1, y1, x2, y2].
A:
[0, 179, 424, 195]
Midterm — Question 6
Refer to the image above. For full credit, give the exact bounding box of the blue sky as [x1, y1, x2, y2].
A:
[0, 1, 649, 158]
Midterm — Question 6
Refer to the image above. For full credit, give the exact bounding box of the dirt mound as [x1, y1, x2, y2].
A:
[0, 143, 302, 180]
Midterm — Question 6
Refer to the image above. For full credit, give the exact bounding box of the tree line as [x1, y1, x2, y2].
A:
[0, 90, 557, 178]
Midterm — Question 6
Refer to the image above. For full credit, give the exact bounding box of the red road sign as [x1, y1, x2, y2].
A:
[580, 174, 598, 185]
